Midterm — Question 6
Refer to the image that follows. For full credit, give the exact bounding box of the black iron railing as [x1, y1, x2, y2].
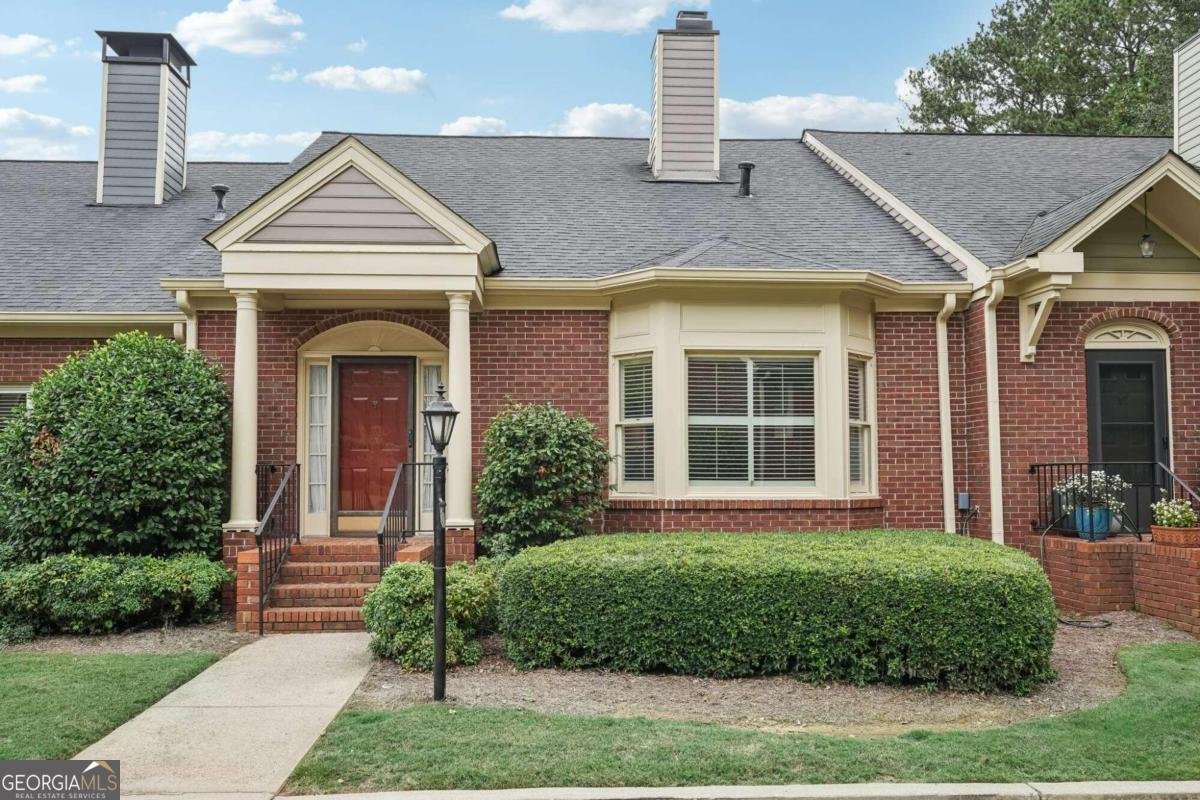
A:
[254, 463, 300, 635]
[1029, 461, 1200, 540]
[377, 461, 433, 572]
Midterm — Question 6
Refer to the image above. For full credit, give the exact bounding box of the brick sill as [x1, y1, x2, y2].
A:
[608, 497, 885, 511]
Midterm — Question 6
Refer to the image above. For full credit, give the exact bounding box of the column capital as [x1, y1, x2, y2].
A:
[446, 292, 472, 311]
[233, 290, 259, 310]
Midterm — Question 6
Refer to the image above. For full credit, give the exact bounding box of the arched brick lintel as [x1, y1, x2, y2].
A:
[1076, 308, 1182, 346]
[289, 310, 449, 350]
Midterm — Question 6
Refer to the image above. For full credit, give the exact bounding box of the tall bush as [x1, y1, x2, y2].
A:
[0, 332, 229, 561]
[500, 531, 1058, 694]
[475, 402, 610, 557]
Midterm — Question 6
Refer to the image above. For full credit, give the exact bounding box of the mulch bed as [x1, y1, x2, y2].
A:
[1, 616, 256, 657]
[350, 611, 1194, 736]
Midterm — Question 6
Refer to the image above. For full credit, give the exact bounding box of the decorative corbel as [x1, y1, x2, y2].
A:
[1018, 288, 1061, 362]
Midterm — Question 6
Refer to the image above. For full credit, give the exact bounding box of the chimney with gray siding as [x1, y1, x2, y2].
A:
[648, 11, 719, 181]
[95, 31, 195, 205]
[1177, 31, 1200, 166]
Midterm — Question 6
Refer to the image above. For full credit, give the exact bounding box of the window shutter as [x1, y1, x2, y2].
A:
[0, 392, 27, 419]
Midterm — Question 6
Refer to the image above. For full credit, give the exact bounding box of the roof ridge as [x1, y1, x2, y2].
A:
[804, 129, 1172, 140]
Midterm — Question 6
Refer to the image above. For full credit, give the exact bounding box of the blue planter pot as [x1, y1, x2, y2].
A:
[1074, 507, 1111, 541]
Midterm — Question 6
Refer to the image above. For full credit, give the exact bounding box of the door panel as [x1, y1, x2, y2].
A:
[336, 360, 412, 516]
[1086, 349, 1168, 531]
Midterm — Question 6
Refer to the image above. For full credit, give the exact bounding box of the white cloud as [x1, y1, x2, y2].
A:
[175, 0, 305, 55]
[188, 129, 318, 159]
[894, 67, 920, 109]
[347, 37, 368, 53]
[268, 65, 298, 82]
[439, 115, 510, 136]
[0, 34, 55, 58]
[304, 65, 428, 94]
[0, 107, 93, 159]
[719, 94, 903, 137]
[500, 0, 706, 33]
[547, 102, 650, 136]
[0, 75, 47, 93]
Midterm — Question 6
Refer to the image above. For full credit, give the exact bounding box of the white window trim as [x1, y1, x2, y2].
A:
[614, 354, 656, 493]
[685, 354, 818, 489]
[847, 355, 876, 495]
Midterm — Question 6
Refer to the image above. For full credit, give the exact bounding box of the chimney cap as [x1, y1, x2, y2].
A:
[662, 10, 715, 34]
[96, 31, 196, 68]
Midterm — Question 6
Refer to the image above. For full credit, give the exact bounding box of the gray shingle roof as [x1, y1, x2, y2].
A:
[807, 131, 1172, 265]
[0, 160, 291, 312]
[292, 134, 964, 281]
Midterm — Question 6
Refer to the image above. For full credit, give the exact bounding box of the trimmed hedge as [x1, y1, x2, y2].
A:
[0, 554, 230, 640]
[363, 559, 501, 669]
[499, 531, 1058, 693]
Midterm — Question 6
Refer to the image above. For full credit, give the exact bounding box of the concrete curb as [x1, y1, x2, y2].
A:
[282, 782, 1200, 800]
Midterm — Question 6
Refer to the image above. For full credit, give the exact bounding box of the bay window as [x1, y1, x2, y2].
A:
[687, 356, 816, 486]
[848, 358, 871, 489]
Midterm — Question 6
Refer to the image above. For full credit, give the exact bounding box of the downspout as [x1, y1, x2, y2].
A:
[936, 292, 957, 534]
[174, 289, 198, 350]
[983, 279, 1006, 543]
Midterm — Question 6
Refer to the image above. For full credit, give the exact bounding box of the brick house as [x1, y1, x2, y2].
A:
[5, 18, 1200, 632]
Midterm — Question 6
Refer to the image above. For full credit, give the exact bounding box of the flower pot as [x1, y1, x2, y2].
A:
[1151, 525, 1200, 547]
[1074, 507, 1111, 541]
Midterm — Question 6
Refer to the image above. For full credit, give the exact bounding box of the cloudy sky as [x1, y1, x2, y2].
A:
[0, 0, 992, 161]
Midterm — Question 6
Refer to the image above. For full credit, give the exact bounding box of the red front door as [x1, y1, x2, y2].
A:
[337, 360, 412, 517]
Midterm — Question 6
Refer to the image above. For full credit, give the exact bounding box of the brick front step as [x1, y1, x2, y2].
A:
[288, 540, 382, 562]
[279, 561, 381, 583]
[270, 581, 373, 607]
[262, 605, 365, 632]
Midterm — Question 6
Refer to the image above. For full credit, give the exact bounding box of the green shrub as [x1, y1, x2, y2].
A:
[362, 559, 501, 669]
[499, 531, 1058, 694]
[0, 332, 229, 562]
[476, 402, 610, 557]
[0, 554, 230, 636]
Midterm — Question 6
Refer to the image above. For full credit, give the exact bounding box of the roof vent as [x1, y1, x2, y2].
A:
[211, 184, 229, 222]
[737, 162, 755, 197]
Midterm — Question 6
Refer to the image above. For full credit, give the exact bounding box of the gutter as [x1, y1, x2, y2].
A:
[936, 292, 958, 534]
[983, 279, 1006, 543]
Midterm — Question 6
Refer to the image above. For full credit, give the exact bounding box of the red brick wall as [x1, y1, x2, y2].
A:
[1029, 535, 1136, 615]
[874, 312, 963, 530]
[0, 338, 98, 383]
[602, 498, 885, 532]
[1133, 543, 1200, 633]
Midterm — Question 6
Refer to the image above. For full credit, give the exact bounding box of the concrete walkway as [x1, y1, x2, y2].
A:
[77, 632, 371, 800]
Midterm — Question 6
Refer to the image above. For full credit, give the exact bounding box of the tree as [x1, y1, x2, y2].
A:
[903, 0, 1200, 134]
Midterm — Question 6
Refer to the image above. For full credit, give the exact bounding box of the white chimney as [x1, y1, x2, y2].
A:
[1176, 31, 1200, 165]
[649, 10, 719, 182]
[95, 31, 195, 205]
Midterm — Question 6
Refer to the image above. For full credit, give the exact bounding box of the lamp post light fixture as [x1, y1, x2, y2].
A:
[422, 383, 458, 702]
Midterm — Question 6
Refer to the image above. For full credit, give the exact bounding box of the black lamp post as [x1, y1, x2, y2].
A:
[422, 383, 458, 702]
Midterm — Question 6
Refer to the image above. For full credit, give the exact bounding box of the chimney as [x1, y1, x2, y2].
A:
[648, 10, 719, 182]
[1176, 31, 1200, 165]
[95, 31, 196, 206]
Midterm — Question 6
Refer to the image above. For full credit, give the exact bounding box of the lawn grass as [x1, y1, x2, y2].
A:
[0, 651, 218, 760]
[287, 643, 1200, 792]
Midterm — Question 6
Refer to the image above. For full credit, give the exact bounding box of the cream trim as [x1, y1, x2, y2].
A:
[205, 136, 494, 259]
[1018, 288, 1061, 362]
[153, 63, 168, 206]
[95, 62, 108, 205]
[802, 131, 989, 287]
[983, 280, 1005, 542]
[936, 292, 957, 533]
[174, 290, 197, 350]
[1045, 154, 1200, 254]
[1084, 319, 1170, 349]
[227, 290, 259, 528]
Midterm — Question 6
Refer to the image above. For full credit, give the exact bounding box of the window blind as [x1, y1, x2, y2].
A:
[687, 357, 815, 485]
[848, 359, 869, 487]
[618, 358, 654, 484]
[0, 391, 28, 420]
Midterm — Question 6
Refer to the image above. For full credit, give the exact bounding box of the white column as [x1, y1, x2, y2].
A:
[936, 293, 958, 534]
[984, 280, 1006, 543]
[226, 290, 259, 529]
[446, 292, 474, 527]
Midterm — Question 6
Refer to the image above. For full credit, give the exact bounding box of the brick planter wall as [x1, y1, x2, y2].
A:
[601, 498, 885, 533]
[1028, 534, 1200, 632]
